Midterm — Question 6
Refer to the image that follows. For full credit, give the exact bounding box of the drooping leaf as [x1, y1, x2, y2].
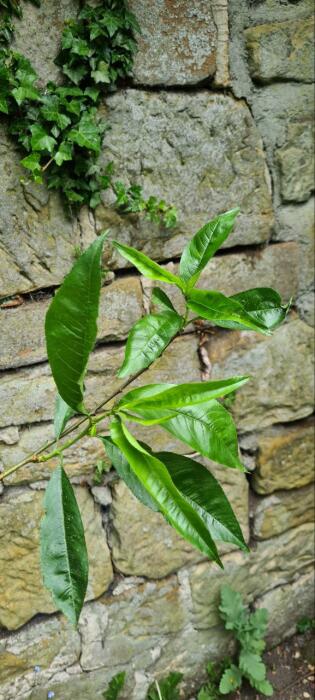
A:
[156, 452, 248, 551]
[227, 287, 289, 331]
[128, 400, 244, 470]
[186, 289, 270, 334]
[40, 466, 88, 626]
[119, 377, 249, 412]
[100, 436, 159, 512]
[54, 393, 75, 440]
[112, 241, 184, 289]
[219, 666, 242, 694]
[110, 419, 222, 566]
[179, 209, 239, 288]
[45, 233, 106, 412]
[54, 141, 73, 166]
[102, 671, 126, 700]
[117, 310, 183, 378]
[151, 287, 176, 312]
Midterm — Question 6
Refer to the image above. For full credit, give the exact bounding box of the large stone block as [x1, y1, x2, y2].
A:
[0, 276, 143, 370]
[245, 17, 314, 84]
[189, 522, 314, 630]
[256, 570, 315, 646]
[252, 419, 315, 494]
[205, 318, 314, 431]
[277, 119, 314, 203]
[0, 486, 113, 629]
[253, 484, 314, 539]
[96, 90, 273, 267]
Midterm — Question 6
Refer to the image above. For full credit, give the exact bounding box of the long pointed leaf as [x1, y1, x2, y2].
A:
[100, 436, 159, 512]
[110, 419, 222, 566]
[45, 233, 106, 412]
[156, 452, 248, 551]
[40, 466, 88, 625]
[54, 393, 75, 439]
[118, 311, 183, 377]
[229, 287, 289, 331]
[151, 287, 176, 312]
[112, 241, 184, 290]
[179, 209, 239, 287]
[187, 289, 270, 334]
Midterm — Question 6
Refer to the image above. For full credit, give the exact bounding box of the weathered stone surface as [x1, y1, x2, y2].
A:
[0, 616, 80, 698]
[253, 484, 314, 539]
[252, 419, 315, 494]
[13, 0, 77, 85]
[96, 91, 273, 267]
[205, 318, 314, 431]
[256, 570, 315, 646]
[189, 522, 314, 630]
[245, 17, 314, 84]
[0, 276, 143, 370]
[0, 487, 113, 629]
[130, 0, 217, 86]
[277, 119, 314, 203]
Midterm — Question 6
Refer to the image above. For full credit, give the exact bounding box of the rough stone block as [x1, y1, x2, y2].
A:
[96, 90, 273, 267]
[277, 119, 314, 203]
[0, 276, 143, 370]
[0, 487, 113, 630]
[253, 484, 314, 539]
[252, 419, 315, 494]
[256, 570, 315, 646]
[205, 318, 314, 431]
[245, 17, 314, 84]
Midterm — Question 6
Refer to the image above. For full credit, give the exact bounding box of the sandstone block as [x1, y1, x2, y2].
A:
[256, 570, 315, 646]
[245, 17, 314, 84]
[253, 484, 314, 539]
[277, 120, 314, 203]
[252, 419, 315, 494]
[0, 487, 113, 630]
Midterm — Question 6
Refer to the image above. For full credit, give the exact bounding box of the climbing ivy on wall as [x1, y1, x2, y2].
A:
[0, 0, 177, 223]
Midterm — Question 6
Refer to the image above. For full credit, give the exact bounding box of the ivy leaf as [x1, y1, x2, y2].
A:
[91, 60, 111, 83]
[30, 124, 57, 153]
[102, 11, 121, 37]
[112, 241, 184, 290]
[110, 419, 222, 566]
[40, 466, 88, 626]
[12, 84, 40, 104]
[54, 393, 75, 439]
[68, 112, 101, 152]
[45, 233, 106, 412]
[100, 436, 159, 512]
[20, 152, 42, 174]
[54, 141, 73, 166]
[187, 289, 270, 334]
[102, 672, 126, 700]
[117, 310, 183, 378]
[179, 209, 239, 288]
[151, 287, 176, 312]
[219, 666, 243, 694]
[156, 452, 248, 551]
[62, 63, 88, 85]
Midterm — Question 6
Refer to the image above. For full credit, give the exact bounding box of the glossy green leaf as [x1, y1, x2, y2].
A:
[151, 287, 176, 312]
[118, 310, 183, 378]
[120, 376, 249, 412]
[68, 112, 101, 152]
[134, 401, 244, 470]
[30, 124, 57, 153]
[100, 436, 159, 512]
[156, 452, 248, 551]
[219, 666, 242, 694]
[54, 141, 73, 166]
[45, 233, 106, 412]
[110, 419, 222, 566]
[228, 287, 289, 331]
[112, 241, 184, 289]
[54, 393, 75, 440]
[179, 209, 239, 287]
[40, 466, 88, 626]
[187, 289, 270, 334]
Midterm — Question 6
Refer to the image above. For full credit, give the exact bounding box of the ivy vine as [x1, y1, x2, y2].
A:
[0, 0, 177, 225]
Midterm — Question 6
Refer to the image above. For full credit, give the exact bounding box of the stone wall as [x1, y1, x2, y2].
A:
[0, 1, 314, 698]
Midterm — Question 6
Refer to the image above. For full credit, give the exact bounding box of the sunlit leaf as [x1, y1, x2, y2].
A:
[118, 310, 183, 378]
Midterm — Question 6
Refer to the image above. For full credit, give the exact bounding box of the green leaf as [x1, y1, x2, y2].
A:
[68, 112, 101, 152]
[179, 209, 239, 287]
[30, 124, 57, 153]
[156, 452, 248, 551]
[187, 289, 270, 334]
[112, 241, 184, 290]
[20, 152, 42, 174]
[219, 585, 247, 630]
[110, 419, 222, 566]
[12, 84, 40, 104]
[100, 436, 159, 512]
[91, 60, 111, 83]
[250, 678, 274, 696]
[54, 393, 75, 440]
[62, 63, 87, 85]
[219, 666, 242, 694]
[228, 287, 289, 331]
[118, 310, 183, 378]
[120, 377, 249, 412]
[40, 466, 88, 626]
[45, 233, 106, 412]
[131, 400, 244, 470]
[147, 672, 183, 700]
[239, 650, 266, 682]
[54, 141, 73, 166]
[103, 671, 126, 700]
[151, 287, 176, 312]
